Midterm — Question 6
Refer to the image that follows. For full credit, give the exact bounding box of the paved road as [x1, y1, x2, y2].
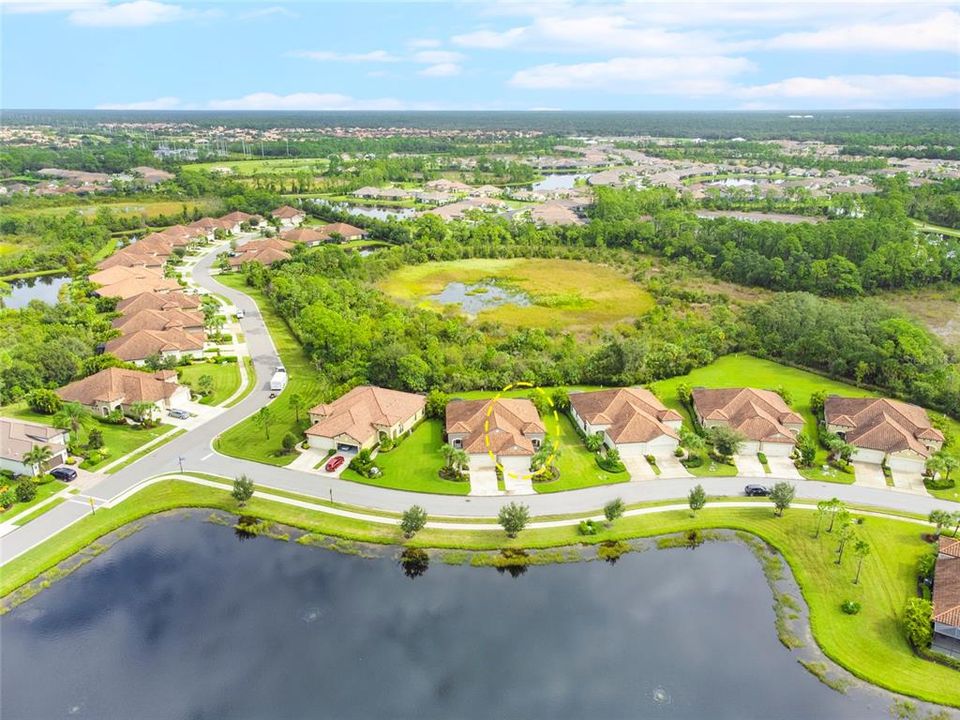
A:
[2, 246, 957, 565]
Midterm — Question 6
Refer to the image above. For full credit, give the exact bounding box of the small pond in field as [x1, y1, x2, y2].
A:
[4, 273, 69, 308]
[532, 173, 590, 190]
[428, 281, 531, 314]
[0, 511, 898, 720]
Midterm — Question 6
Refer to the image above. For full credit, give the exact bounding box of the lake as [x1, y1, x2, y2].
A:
[533, 173, 590, 191]
[428, 281, 531, 315]
[324, 201, 416, 221]
[0, 512, 883, 720]
[4, 273, 70, 309]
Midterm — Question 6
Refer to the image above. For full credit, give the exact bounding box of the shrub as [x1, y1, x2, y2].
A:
[378, 435, 395, 452]
[674, 447, 684, 458]
[578, 519, 600, 535]
[0, 489, 16, 509]
[682, 453, 704, 469]
[87, 428, 104, 450]
[281, 432, 298, 454]
[757, 452, 768, 465]
[840, 600, 862, 615]
[27, 388, 62, 415]
[902, 597, 933, 649]
[498, 501, 529, 537]
[644, 454, 656, 464]
[15, 480, 37, 503]
[349, 449, 375, 477]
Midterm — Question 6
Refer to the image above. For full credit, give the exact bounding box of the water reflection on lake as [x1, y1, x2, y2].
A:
[4, 274, 69, 309]
[0, 513, 884, 720]
[322, 201, 416, 221]
[428, 281, 531, 314]
[533, 174, 590, 190]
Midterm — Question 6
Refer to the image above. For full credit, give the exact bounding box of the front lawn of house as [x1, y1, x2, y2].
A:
[177, 361, 242, 406]
[534, 413, 628, 493]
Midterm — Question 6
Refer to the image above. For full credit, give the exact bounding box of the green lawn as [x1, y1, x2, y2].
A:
[535, 413, 628, 493]
[682, 452, 739, 478]
[1, 479, 958, 708]
[177, 361, 242, 406]
[0, 477, 66, 523]
[213, 273, 327, 465]
[340, 419, 470, 495]
[0, 405, 172, 472]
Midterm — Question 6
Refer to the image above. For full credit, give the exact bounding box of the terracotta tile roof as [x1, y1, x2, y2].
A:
[220, 211, 254, 224]
[279, 227, 328, 244]
[271, 205, 304, 219]
[445, 398, 545, 456]
[692, 387, 803, 444]
[96, 249, 166, 271]
[0, 417, 66, 464]
[132, 236, 175, 256]
[227, 246, 291, 267]
[236, 238, 294, 253]
[187, 217, 220, 232]
[57, 367, 185, 406]
[95, 276, 181, 300]
[824, 396, 943, 458]
[112, 308, 205, 334]
[116, 290, 200, 315]
[934, 556, 960, 628]
[939, 536, 960, 559]
[570, 387, 681, 444]
[104, 328, 204, 361]
[316, 222, 366, 238]
[89, 265, 164, 287]
[306, 386, 425, 445]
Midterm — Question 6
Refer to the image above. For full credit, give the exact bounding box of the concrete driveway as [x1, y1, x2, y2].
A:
[469, 469, 500, 496]
[736, 454, 767, 477]
[767, 457, 802, 480]
[623, 456, 656, 480]
[890, 468, 929, 495]
[503, 474, 534, 495]
[852, 462, 887, 489]
[656, 454, 693, 479]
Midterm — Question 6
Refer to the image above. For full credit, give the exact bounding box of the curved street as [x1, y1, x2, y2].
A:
[1, 245, 956, 564]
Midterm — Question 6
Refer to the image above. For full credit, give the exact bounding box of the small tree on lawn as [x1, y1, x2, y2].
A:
[835, 520, 855, 565]
[232, 474, 254, 506]
[825, 498, 846, 532]
[902, 597, 933, 649]
[254, 406, 272, 439]
[770, 482, 795, 517]
[585, 433, 604, 453]
[198, 374, 214, 397]
[929, 509, 951, 535]
[852, 538, 871, 584]
[604, 497, 625, 525]
[688, 484, 707, 516]
[22, 445, 52, 477]
[87, 427, 104, 450]
[706, 425, 744, 458]
[288, 392, 305, 425]
[498, 502, 529, 538]
[281, 432, 298, 454]
[814, 499, 830, 538]
[795, 432, 816, 467]
[15, 479, 37, 503]
[400, 505, 428, 538]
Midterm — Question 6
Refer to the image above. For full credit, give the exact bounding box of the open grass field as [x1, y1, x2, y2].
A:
[181, 158, 329, 176]
[4, 198, 220, 221]
[379, 258, 655, 332]
[1, 478, 956, 708]
[213, 273, 327, 465]
[0, 405, 172, 472]
[341, 419, 470, 495]
[883, 286, 960, 348]
[177, 361, 242, 406]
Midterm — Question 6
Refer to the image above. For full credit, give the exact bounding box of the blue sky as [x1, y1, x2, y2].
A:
[2, 1, 959, 110]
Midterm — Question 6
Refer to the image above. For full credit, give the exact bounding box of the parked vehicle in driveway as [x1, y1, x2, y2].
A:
[325, 455, 345, 473]
[744, 484, 770, 497]
[168, 408, 190, 420]
[235, 309, 245, 319]
[270, 365, 287, 392]
[50, 466, 77, 482]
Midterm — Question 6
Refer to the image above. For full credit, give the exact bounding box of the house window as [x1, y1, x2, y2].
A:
[453, 438, 462, 449]
[532, 439, 541, 449]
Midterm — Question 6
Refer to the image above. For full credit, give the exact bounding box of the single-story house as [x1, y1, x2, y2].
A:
[186, 217, 222, 240]
[218, 211, 257, 233]
[104, 328, 205, 364]
[692, 387, 804, 456]
[89, 264, 164, 287]
[305, 385, 425, 454]
[116, 290, 201, 316]
[934, 536, 960, 658]
[57, 367, 190, 420]
[228, 245, 292, 268]
[96, 248, 166, 271]
[131, 236, 175, 257]
[424, 178, 471, 193]
[94, 276, 182, 300]
[315, 222, 367, 241]
[279, 227, 329, 247]
[824, 396, 944, 472]
[445, 398, 545, 477]
[0, 418, 69, 477]
[112, 308, 205, 335]
[527, 202, 585, 226]
[271, 205, 305, 227]
[569, 387, 682, 457]
[142, 231, 190, 248]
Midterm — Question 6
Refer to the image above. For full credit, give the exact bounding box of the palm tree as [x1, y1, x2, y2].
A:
[22, 444, 53, 476]
[288, 392, 305, 425]
[253, 407, 272, 439]
[129, 402, 156, 424]
[440, 443, 456, 467]
[853, 539, 871, 584]
[584, 433, 604, 453]
[927, 453, 948, 481]
[52, 402, 93, 443]
[450, 448, 470, 477]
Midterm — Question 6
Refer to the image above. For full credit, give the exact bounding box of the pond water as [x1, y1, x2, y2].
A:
[0, 513, 882, 720]
[709, 178, 758, 187]
[4, 273, 69, 309]
[532, 173, 590, 191]
[428, 281, 531, 315]
[323, 201, 416, 221]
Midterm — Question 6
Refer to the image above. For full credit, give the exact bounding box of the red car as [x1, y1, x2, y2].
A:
[325, 455, 345, 473]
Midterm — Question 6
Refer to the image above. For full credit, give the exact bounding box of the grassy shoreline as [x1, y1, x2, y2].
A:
[1, 478, 957, 707]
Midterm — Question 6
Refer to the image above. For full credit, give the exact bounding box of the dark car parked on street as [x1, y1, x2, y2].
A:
[744, 484, 770, 497]
[50, 466, 77, 482]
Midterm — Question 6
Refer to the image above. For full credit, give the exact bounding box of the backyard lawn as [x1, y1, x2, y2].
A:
[340, 419, 470, 495]
[213, 273, 327, 465]
[177, 361, 242, 406]
[1, 405, 172, 471]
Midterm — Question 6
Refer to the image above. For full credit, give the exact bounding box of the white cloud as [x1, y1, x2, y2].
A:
[289, 49, 400, 63]
[68, 0, 188, 26]
[418, 63, 461, 77]
[510, 55, 754, 94]
[238, 6, 296, 21]
[205, 91, 428, 111]
[96, 96, 182, 110]
[763, 11, 960, 53]
[412, 50, 464, 64]
[736, 74, 960, 101]
[453, 27, 526, 48]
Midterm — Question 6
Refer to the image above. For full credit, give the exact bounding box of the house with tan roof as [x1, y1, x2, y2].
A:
[116, 290, 200, 316]
[271, 205, 305, 227]
[96, 248, 166, 271]
[228, 245, 292, 268]
[692, 387, 804, 456]
[305, 386, 425, 453]
[824, 396, 944, 472]
[89, 264, 164, 287]
[0, 418, 69, 477]
[570, 387, 682, 457]
[528, 202, 585, 226]
[186, 217, 221, 240]
[934, 540, 960, 657]
[94, 276, 182, 300]
[445, 398, 546, 477]
[57, 367, 190, 420]
[132, 235, 175, 257]
[104, 328, 205, 364]
[218, 211, 258, 233]
[316, 222, 367, 241]
[112, 308, 205, 336]
[279, 226, 329, 247]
